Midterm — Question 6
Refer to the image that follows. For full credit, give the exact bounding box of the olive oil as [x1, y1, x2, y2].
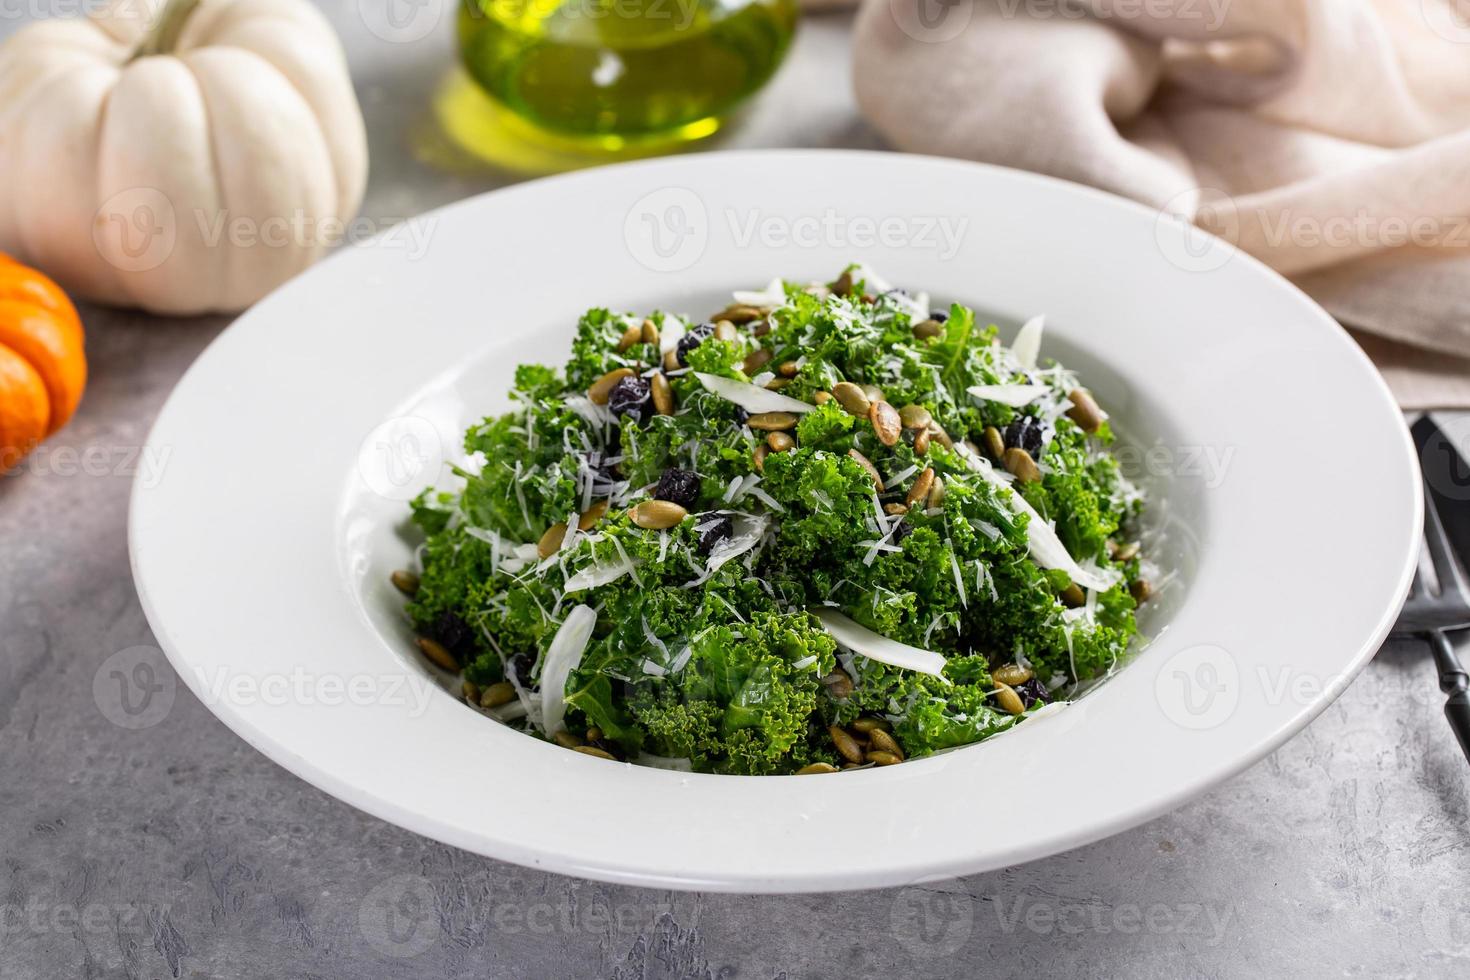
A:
[456, 0, 798, 149]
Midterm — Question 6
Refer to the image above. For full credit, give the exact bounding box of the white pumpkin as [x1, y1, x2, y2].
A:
[0, 0, 368, 315]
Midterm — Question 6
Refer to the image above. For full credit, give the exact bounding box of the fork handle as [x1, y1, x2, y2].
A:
[1428, 631, 1470, 766]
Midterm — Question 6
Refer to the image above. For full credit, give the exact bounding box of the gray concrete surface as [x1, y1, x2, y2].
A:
[3, 4, 1470, 978]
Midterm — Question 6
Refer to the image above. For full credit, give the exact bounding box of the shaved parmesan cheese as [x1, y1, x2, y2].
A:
[538, 605, 596, 736]
[955, 444, 1120, 592]
[966, 384, 1049, 407]
[694, 373, 815, 415]
[812, 609, 949, 678]
[1012, 314, 1044, 370]
[733, 278, 785, 308]
[563, 556, 641, 592]
[659, 315, 686, 355]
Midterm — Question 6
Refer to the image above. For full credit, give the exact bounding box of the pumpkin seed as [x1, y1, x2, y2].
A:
[830, 270, 854, 294]
[913, 428, 931, 455]
[796, 762, 840, 775]
[992, 663, 1033, 686]
[713, 319, 738, 342]
[831, 381, 871, 417]
[720, 305, 764, 323]
[390, 570, 420, 596]
[868, 728, 904, 759]
[1066, 388, 1103, 433]
[884, 502, 909, 516]
[1060, 582, 1086, 608]
[650, 372, 674, 415]
[994, 682, 1026, 715]
[928, 476, 946, 509]
[552, 730, 584, 748]
[538, 521, 568, 559]
[1003, 447, 1041, 483]
[814, 391, 833, 406]
[663, 350, 680, 372]
[630, 500, 688, 530]
[766, 378, 791, 390]
[778, 360, 800, 378]
[829, 725, 865, 764]
[767, 431, 795, 453]
[640, 318, 660, 346]
[752, 320, 772, 337]
[1113, 540, 1140, 562]
[860, 383, 884, 404]
[869, 400, 901, 446]
[899, 404, 932, 430]
[847, 449, 883, 493]
[462, 680, 480, 703]
[585, 726, 603, 742]
[913, 318, 943, 339]
[416, 637, 457, 671]
[822, 668, 854, 699]
[866, 750, 902, 766]
[481, 681, 516, 708]
[573, 745, 618, 761]
[906, 467, 935, 509]
[588, 367, 634, 405]
[982, 425, 1005, 460]
[578, 500, 609, 530]
[850, 716, 891, 734]
[616, 324, 642, 352]
[1131, 578, 1153, 603]
[927, 424, 953, 449]
[753, 444, 768, 473]
[747, 411, 799, 431]
[742, 348, 773, 374]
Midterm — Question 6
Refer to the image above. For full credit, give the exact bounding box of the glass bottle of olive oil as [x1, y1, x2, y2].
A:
[455, 0, 798, 153]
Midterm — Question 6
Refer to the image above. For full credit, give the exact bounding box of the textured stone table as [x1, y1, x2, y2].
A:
[3, 5, 1469, 978]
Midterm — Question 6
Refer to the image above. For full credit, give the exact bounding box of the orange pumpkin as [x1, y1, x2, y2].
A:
[0, 253, 86, 470]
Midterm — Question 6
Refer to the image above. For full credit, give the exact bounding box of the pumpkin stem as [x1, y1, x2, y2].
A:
[130, 0, 204, 61]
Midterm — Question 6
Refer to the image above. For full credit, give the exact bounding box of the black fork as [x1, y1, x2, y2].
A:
[1400, 417, 1470, 765]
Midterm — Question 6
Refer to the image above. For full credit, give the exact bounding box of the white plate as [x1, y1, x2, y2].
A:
[130, 151, 1421, 892]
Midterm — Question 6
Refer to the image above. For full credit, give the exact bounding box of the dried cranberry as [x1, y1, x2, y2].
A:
[1004, 414, 1049, 459]
[1014, 677, 1049, 708]
[607, 375, 651, 421]
[507, 652, 534, 685]
[433, 611, 475, 664]
[654, 467, 701, 509]
[696, 514, 733, 554]
[676, 323, 715, 366]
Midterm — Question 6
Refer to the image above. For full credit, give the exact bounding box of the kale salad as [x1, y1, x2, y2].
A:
[395, 266, 1150, 775]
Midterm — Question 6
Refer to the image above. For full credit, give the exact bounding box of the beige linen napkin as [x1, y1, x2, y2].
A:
[851, 0, 1470, 408]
